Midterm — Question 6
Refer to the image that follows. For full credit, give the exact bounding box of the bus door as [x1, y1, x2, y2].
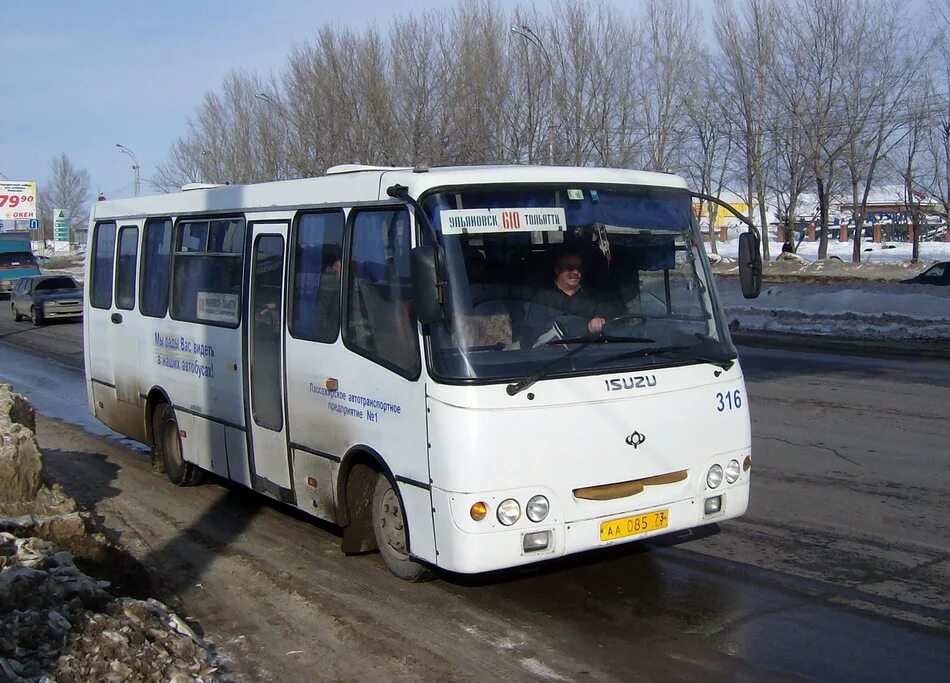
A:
[243, 222, 292, 500]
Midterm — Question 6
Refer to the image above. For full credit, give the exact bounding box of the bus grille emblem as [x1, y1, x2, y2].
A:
[625, 431, 646, 448]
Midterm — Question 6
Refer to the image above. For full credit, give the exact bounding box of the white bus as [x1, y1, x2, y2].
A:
[84, 165, 761, 580]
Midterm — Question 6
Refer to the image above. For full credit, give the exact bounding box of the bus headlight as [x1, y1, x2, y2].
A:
[725, 459, 741, 483]
[706, 464, 723, 489]
[497, 499, 521, 526]
[526, 495, 549, 522]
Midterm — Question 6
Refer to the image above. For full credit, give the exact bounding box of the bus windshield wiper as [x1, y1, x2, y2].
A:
[594, 343, 736, 371]
[506, 333, 655, 396]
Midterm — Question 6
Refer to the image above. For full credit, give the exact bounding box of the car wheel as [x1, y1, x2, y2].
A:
[153, 402, 206, 486]
[372, 474, 434, 582]
[12, 304, 22, 322]
[30, 306, 43, 326]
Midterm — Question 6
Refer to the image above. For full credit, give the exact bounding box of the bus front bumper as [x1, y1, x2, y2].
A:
[430, 481, 749, 575]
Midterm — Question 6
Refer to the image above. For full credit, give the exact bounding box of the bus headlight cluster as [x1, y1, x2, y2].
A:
[470, 495, 551, 525]
[526, 495, 550, 522]
[707, 459, 744, 489]
[725, 459, 741, 483]
[497, 499, 521, 526]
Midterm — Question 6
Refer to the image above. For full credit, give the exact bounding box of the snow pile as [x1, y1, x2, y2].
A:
[719, 279, 950, 340]
[0, 534, 226, 683]
[716, 238, 950, 265]
[0, 383, 228, 682]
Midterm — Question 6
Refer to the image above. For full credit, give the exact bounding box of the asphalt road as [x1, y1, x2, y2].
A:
[0, 312, 948, 681]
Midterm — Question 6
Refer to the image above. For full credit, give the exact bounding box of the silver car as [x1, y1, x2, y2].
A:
[11, 275, 84, 325]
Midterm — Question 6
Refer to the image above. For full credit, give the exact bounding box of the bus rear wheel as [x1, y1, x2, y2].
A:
[371, 474, 433, 582]
[152, 403, 206, 486]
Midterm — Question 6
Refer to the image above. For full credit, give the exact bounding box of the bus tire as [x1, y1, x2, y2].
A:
[153, 403, 206, 487]
[371, 474, 434, 582]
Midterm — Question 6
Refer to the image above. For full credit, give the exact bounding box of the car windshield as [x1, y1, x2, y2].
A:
[34, 277, 79, 291]
[421, 185, 734, 382]
[0, 252, 37, 268]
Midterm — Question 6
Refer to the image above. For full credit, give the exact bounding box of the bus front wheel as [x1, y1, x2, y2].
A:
[371, 474, 433, 582]
[152, 403, 206, 487]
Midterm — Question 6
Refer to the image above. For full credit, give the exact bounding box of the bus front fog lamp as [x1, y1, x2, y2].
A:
[725, 459, 741, 483]
[523, 530, 551, 552]
[497, 499, 521, 526]
[526, 495, 549, 522]
[704, 495, 722, 515]
[706, 464, 723, 489]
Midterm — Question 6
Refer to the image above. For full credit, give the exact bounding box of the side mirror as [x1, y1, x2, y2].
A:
[410, 245, 446, 324]
[738, 232, 762, 299]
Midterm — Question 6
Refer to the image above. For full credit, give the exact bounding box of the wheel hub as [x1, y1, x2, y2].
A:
[379, 487, 407, 556]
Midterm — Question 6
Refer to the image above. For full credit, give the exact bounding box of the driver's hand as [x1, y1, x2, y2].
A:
[588, 317, 606, 334]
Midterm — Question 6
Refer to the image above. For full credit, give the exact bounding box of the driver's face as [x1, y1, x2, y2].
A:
[556, 258, 583, 292]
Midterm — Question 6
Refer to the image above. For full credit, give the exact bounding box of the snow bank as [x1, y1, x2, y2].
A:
[719, 279, 950, 340]
[716, 238, 950, 265]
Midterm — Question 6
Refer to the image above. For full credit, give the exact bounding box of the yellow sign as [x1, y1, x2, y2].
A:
[0, 181, 37, 221]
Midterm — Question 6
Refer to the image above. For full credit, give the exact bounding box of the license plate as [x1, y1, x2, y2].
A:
[599, 509, 669, 542]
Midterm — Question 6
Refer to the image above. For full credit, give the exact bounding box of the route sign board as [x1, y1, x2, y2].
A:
[0, 181, 37, 221]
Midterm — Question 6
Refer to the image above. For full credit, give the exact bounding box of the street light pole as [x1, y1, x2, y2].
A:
[115, 144, 141, 197]
[511, 24, 555, 165]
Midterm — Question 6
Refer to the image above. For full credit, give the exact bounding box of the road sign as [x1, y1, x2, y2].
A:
[54, 209, 70, 245]
[0, 181, 37, 221]
[29, 219, 38, 230]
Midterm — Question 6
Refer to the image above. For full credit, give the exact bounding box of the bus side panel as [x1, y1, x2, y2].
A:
[175, 411, 229, 478]
[398, 483, 437, 563]
[225, 426, 252, 487]
[142, 320, 245, 477]
[90, 380, 147, 442]
[291, 450, 338, 522]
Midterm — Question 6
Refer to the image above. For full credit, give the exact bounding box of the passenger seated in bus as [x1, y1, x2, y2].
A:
[316, 248, 342, 332]
[521, 248, 622, 346]
[457, 249, 512, 348]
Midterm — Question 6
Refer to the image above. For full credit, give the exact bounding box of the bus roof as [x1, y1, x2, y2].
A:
[91, 165, 689, 221]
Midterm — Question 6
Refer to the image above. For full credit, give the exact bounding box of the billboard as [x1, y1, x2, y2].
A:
[0, 181, 37, 221]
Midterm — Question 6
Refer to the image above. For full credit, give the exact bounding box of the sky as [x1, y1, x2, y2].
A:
[2, 0, 541, 209]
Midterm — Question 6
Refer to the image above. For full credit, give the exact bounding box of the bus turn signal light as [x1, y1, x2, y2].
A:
[325, 378, 339, 391]
[743, 455, 752, 471]
[470, 502, 488, 521]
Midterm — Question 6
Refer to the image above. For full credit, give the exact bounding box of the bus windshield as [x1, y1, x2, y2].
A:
[422, 185, 734, 382]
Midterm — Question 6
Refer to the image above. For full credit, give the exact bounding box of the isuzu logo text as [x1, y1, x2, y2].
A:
[605, 375, 657, 392]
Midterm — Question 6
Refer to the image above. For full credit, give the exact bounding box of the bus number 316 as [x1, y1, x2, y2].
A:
[716, 390, 742, 412]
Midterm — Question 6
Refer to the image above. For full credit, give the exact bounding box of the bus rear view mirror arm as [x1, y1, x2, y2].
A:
[690, 191, 761, 300]
[411, 245, 447, 324]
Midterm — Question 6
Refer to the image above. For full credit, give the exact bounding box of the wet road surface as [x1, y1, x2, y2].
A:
[0, 316, 948, 681]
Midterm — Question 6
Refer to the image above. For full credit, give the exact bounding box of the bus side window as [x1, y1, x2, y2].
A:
[170, 217, 245, 327]
[90, 222, 117, 309]
[140, 217, 172, 318]
[344, 208, 419, 377]
[115, 226, 139, 311]
[289, 210, 345, 342]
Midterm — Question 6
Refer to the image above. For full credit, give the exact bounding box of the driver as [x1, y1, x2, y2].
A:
[522, 248, 617, 345]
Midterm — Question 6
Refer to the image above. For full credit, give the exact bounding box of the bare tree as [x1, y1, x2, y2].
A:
[639, 0, 700, 172]
[46, 154, 90, 242]
[684, 48, 735, 255]
[839, 1, 931, 262]
[715, 0, 777, 261]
